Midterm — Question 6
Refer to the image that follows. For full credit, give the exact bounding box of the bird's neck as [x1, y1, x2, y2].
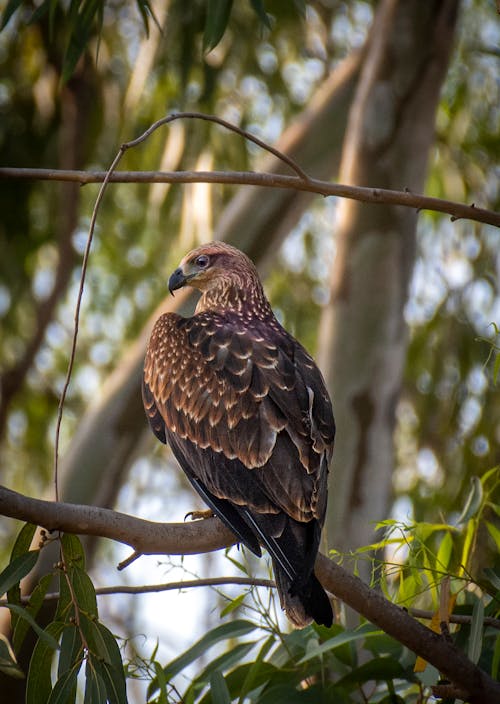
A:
[195, 276, 273, 320]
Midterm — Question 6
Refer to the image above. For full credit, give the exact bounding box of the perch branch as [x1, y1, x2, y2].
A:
[0, 168, 498, 228]
[0, 484, 499, 704]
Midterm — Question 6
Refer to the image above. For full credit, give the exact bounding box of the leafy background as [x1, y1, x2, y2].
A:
[0, 0, 499, 702]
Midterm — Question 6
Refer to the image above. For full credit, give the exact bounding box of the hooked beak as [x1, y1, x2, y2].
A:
[168, 267, 186, 296]
[168, 266, 195, 296]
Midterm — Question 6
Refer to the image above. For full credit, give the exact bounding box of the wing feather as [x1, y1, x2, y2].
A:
[143, 310, 334, 523]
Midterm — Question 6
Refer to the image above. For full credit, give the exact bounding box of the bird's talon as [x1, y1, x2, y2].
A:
[184, 509, 215, 521]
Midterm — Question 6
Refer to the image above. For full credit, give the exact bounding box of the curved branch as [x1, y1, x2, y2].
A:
[0, 168, 498, 228]
[0, 484, 499, 703]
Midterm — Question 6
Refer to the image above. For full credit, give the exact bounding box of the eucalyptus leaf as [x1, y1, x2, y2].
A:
[203, 0, 233, 53]
[147, 619, 258, 698]
[0, 551, 39, 596]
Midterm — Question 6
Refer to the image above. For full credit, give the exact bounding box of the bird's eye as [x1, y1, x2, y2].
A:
[195, 255, 210, 268]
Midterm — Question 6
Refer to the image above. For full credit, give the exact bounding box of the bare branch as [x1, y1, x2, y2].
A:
[1, 167, 498, 228]
[2, 577, 276, 603]
[0, 484, 499, 703]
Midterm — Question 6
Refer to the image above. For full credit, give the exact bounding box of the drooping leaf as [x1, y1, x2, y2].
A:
[47, 664, 80, 704]
[84, 656, 108, 704]
[0, 633, 24, 679]
[456, 476, 484, 526]
[4, 603, 60, 651]
[94, 656, 128, 704]
[297, 623, 383, 664]
[62, 0, 102, 83]
[12, 573, 53, 653]
[0, 551, 39, 597]
[0, 0, 24, 30]
[60, 533, 86, 570]
[209, 669, 231, 704]
[58, 624, 83, 678]
[26, 621, 65, 704]
[147, 619, 258, 698]
[468, 597, 484, 665]
[69, 565, 98, 618]
[203, 0, 233, 53]
[249, 0, 271, 30]
[335, 656, 410, 687]
[185, 642, 256, 702]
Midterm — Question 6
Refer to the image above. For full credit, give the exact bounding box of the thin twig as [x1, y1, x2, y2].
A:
[53, 148, 124, 501]
[2, 577, 276, 603]
[120, 112, 311, 181]
[408, 607, 500, 630]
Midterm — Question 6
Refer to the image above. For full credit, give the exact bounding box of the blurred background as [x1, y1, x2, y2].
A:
[0, 0, 499, 701]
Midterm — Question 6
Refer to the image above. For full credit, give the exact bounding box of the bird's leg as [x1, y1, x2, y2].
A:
[184, 509, 215, 521]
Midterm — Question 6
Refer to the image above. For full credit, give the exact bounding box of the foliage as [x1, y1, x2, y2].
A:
[1, 493, 498, 702]
[0, 0, 499, 701]
[0, 526, 127, 703]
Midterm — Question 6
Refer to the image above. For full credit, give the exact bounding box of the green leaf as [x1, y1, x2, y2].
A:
[468, 597, 484, 665]
[249, 0, 272, 30]
[492, 633, 500, 680]
[486, 521, 500, 551]
[0, 632, 24, 679]
[84, 656, 108, 704]
[185, 641, 256, 701]
[47, 664, 80, 704]
[456, 476, 483, 525]
[493, 349, 500, 384]
[94, 657, 128, 704]
[237, 634, 275, 703]
[58, 624, 83, 678]
[220, 592, 246, 617]
[4, 603, 60, 651]
[60, 533, 86, 570]
[209, 670, 231, 704]
[62, 0, 101, 83]
[482, 567, 500, 593]
[335, 656, 409, 687]
[12, 573, 53, 653]
[203, 0, 233, 53]
[147, 619, 258, 698]
[26, 621, 66, 704]
[70, 565, 98, 618]
[436, 530, 453, 570]
[297, 623, 383, 664]
[152, 661, 169, 704]
[0, 551, 39, 596]
[0, 0, 24, 30]
[82, 621, 127, 702]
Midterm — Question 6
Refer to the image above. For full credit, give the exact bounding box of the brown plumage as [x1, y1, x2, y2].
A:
[143, 242, 335, 627]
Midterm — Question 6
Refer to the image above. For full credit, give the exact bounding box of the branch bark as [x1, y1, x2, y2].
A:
[0, 485, 499, 704]
[0, 168, 498, 228]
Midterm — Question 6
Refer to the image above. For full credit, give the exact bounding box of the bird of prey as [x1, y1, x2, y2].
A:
[142, 242, 335, 627]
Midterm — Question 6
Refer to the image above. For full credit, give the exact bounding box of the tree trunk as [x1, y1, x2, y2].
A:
[318, 0, 459, 563]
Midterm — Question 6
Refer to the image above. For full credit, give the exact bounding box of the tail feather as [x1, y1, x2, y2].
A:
[273, 560, 332, 628]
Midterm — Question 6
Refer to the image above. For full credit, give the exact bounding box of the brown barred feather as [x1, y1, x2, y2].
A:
[142, 242, 335, 628]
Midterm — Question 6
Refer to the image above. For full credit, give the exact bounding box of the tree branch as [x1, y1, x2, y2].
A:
[0, 168, 498, 228]
[0, 485, 499, 703]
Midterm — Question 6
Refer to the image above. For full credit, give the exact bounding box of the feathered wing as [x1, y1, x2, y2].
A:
[143, 310, 335, 627]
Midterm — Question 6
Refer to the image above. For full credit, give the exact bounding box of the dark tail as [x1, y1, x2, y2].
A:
[273, 560, 333, 628]
[240, 509, 333, 628]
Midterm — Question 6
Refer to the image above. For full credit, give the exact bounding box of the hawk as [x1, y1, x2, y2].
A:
[142, 242, 334, 627]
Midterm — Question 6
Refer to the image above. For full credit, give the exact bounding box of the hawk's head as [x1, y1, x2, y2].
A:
[168, 242, 270, 317]
[168, 241, 257, 295]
